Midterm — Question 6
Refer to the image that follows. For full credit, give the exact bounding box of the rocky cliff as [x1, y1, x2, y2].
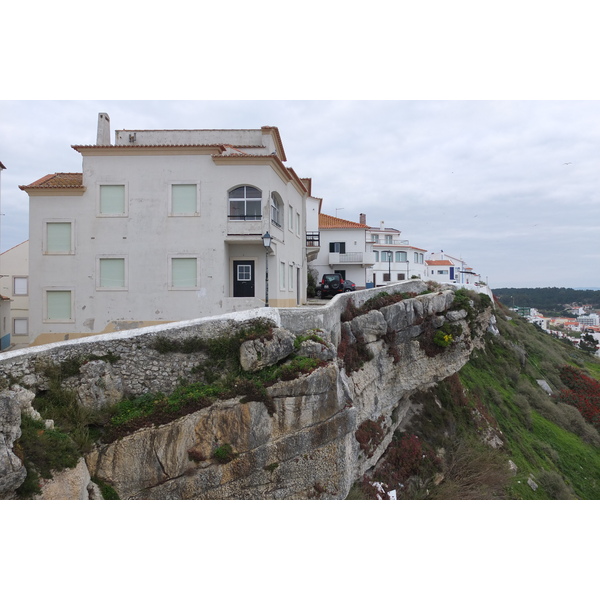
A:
[0, 281, 494, 499]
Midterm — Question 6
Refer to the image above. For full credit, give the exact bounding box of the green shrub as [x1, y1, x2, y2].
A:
[213, 443, 235, 464]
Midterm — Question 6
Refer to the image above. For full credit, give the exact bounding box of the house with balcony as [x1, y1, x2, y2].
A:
[426, 252, 480, 284]
[0, 240, 30, 348]
[364, 217, 427, 285]
[21, 114, 312, 345]
[312, 213, 375, 287]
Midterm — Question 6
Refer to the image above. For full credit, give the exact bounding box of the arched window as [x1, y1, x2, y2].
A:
[396, 251, 407, 262]
[271, 192, 283, 228]
[229, 186, 262, 221]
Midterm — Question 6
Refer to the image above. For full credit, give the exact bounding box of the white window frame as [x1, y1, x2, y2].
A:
[288, 204, 294, 230]
[295, 211, 300, 236]
[44, 220, 74, 255]
[96, 256, 128, 291]
[169, 256, 199, 290]
[13, 318, 28, 336]
[13, 276, 28, 296]
[98, 183, 128, 217]
[228, 185, 262, 221]
[44, 289, 74, 323]
[170, 183, 199, 216]
[289, 264, 294, 291]
[396, 251, 407, 262]
[271, 193, 283, 229]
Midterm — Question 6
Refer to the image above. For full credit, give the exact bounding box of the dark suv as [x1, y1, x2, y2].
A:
[317, 273, 346, 298]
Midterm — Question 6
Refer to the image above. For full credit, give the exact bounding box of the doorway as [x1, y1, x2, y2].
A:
[233, 260, 255, 297]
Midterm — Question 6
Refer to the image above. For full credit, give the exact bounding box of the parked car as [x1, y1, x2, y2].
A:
[343, 279, 357, 292]
[317, 273, 345, 298]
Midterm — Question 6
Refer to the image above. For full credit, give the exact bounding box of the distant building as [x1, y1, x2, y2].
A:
[0, 241, 30, 348]
[426, 252, 480, 284]
[578, 313, 600, 327]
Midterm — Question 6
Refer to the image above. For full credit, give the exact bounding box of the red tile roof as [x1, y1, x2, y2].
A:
[426, 260, 454, 266]
[19, 173, 83, 189]
[319, 213, 369, 229]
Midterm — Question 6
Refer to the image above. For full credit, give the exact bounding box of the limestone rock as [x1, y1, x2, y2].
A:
[76, 360, 124, 411]
[239, 328, 295, 372]
[296, 339, 336, 361]
[11, 384, 42, 421]
[350, 310, 387, 343]
[38, 457, 99, 500]
[0, 390, 27, 498]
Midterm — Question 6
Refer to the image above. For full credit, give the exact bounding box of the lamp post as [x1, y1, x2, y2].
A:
[262, 231, 272, 307]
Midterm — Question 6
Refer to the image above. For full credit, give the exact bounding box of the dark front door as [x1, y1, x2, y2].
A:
[233, 260, 255, 297]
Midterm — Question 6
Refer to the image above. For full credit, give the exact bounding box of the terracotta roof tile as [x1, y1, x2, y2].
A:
[319, 213, 369, 229]
[20, 173, 83, 189]
[426, 260, 454, 266]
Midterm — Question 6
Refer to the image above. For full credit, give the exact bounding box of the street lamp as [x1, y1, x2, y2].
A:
[262, 231, 272, 307]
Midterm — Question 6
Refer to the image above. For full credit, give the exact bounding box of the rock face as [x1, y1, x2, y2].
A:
[0, 390, 27, 498]
[0, 283, 493, 500]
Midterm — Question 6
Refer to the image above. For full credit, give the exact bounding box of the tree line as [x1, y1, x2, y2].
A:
[492, 287, 600, 313]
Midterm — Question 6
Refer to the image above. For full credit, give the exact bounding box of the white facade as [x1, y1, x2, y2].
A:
[426, 252, 479, 284]
[312, 214, 374, 287]
[366, 220, 427, 285]
[22, 115, 310, 344]
[0, 240, 30, 347]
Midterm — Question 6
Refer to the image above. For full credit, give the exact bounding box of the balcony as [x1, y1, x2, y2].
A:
[226, 214, 266, 238]
[329, 251, 376, 267]
[306, 231, 320, 262]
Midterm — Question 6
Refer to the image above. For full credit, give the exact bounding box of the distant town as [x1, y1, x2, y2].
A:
[510, 302, 600, 356]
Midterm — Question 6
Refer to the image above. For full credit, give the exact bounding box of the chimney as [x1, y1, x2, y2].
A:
[97, 113, 111, 145]
[380, 220, 385, 230]
[359, 213, 366, 225]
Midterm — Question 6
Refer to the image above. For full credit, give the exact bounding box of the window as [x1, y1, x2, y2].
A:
[171, 258, 198, 288]
[414, 252, 419, 263]
[383, 273, 391, 282]
[237, 263, 252, 281]
[13, 277, 28, 296]
[46, 290, 72, 321]
[289, 265, 294, 290]
[374, 250, 379, 261]
[288, 204, 294, 230]
[46, 222, 72, 254]
[385, 235, 393, 244]
[98, 258, 126, 289]
[13, 318, 28, 336]
[296, 212, 300, 235]
[419, 253, 424, 264]
[171, 184, 198, 215]
[397, 274, 406, 280]
[280, 261, 286, 290]
[396, 251, 407, 262]
[371, 234, 379, 243]
[99, 185, 126, 215]
[271, 193, 283, 228]
[329, 242, 346, 253]
[437, 270, 449, 275]
[229, 186, 262, 221]
[381, 251, 393, 262]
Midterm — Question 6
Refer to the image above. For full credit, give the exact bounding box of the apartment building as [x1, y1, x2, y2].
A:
[21, 114, 311, 344]
[0, 240, 29, 348]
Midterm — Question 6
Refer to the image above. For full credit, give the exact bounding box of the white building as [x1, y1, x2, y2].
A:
[21, 114, 312, 345]
[365, 217, 427, 285]
[426, 252, 480, 284]
[579, 313, 600, 327]
[312, 213, 375, 287]
[0, 240, 30, 348]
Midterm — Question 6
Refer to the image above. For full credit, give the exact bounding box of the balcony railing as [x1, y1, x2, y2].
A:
[306, 231, 320, 247]
[329, 251, 375, 266]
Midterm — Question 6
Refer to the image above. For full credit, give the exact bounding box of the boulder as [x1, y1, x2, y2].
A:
[76, 360, 124, 411]
[239, 328, 296, 372]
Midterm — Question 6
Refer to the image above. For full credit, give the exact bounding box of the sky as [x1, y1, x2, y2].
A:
[1, 99, 599, 289]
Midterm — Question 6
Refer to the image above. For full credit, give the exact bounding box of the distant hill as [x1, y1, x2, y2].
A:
[493, 287, 600, 312]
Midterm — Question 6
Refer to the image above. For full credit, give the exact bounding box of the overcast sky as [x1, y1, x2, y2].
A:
[2, 99, 599, 289]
